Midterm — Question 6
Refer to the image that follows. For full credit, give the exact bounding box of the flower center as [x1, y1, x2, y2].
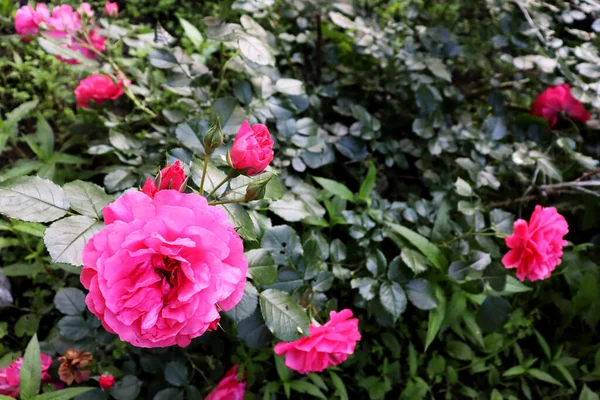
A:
[154, 256, 180, 286]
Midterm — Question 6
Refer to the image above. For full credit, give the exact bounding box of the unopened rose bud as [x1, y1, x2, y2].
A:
[204, 119, 223, 155]
[245, 176, 272, 201]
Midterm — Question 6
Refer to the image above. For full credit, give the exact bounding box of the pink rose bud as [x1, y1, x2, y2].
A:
[14, 4, 50, 40]
[98, 375, 115, 390]
[274, 309, 361, 374]
[502, 205, 568, 282]
[532, 84, 591, 129]
[230, 120, 274, 176]
[141, 161, 187, 198]
[104, 2, 118, 17]
[77, 3, 94, 17]
[74, 74, 125, 108]
[206, 365, 245, 400]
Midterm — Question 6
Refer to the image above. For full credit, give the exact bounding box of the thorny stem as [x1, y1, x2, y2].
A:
[73, 33, 157, 117]
[199, 153, 210, 194]
[208, 198, 246, 206]
[212, 47, 240, 102]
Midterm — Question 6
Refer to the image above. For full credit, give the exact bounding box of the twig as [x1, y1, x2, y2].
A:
[511, 1, 546, 45]
[574, 166, 600, 182]
[315, 12, 322, 84]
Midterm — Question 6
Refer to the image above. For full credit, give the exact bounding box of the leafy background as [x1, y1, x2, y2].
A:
[1, 0, 600, 399]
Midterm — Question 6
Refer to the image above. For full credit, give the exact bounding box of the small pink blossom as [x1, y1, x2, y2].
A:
[230, 120, 274, 176]
[532, 84, 591, 129]
[48, 5, 81, 36]
[14, 4, 50, 40]
[98, 375, 115, 390]
[274, 309, 361, 374]
[206, 365, 245, 400]
[81, 190, 248, 348]
[104, 2, 119, 17]
[77, 3, 94, 18]
[0, 354, 53, 397]
[502, 205, 569, 282]
[74, 74, 125, 108]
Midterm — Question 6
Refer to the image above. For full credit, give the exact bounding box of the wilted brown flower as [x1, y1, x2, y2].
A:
[58, 349, 93, 386]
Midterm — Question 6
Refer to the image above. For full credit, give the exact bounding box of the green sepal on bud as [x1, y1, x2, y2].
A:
[245, 175, 272, 201]
[204, 118, 223, 155]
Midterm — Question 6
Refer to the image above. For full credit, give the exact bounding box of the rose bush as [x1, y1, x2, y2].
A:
[1, 0, 600, 399]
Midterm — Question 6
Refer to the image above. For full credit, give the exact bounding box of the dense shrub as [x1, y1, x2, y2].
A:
[1, 0, 600, 399]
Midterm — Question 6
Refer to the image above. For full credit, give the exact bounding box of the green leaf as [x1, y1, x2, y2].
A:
[330, 239, 347, 263]
[446, 340, 473, 361]
[261, 225, 302, 265]
[57, 315, 89, 341]
[477, 296, 511, 333]
[2, 263, 42, 277]
[351, 278, 378, 301]
[238, 34, 275, 66]
[190, 158, 227, 196]
[269, 194, 311, 222]
[226, 282, 258, 322]
[431, 201, 451, 242]
[38, 37, 97, 66]
[386, 222, 448, 271]
[359, 162, 377, 201]
[534, 329, 551, 360]
[527, 369, 562, 386]
[289, 381, 327, 399]
[164, 362, 189, 387]
[500, 276, 532, 294]
[503, 365, 526, 377]
[153, 388, 184, 400]
[109, 375, 142, 400]
[405, 279, 438, 310]
[0, 176, 69, 222]
[54, 288, 86, 316]
[379, 282, 407, 321]
[275, 354, 289, 382]
[11, 222, 46, 237]
[15, 314, 40, 337]
[275, 78, 305, 96]
[580, 385, 600, 400]
[20, 334, 41, 400]
[4, 100, 39, 134]
[63, 181, 112, 219]
[455, 177, 473, 197]
[246, 249, 278, 285]
[328, 371, 349, 400]
[554, 362, 576, 389]
[44, 216, 104, 266]
[401, 248, 430, 275]
[178, 17, 204, 48]
[36, 117, 54, 158]
[32, 388, 94, 400]
[425, 285, 446, 350]
[313, 177, 355, 202]
[148, 49, 177, 69]
[237, 309, 273, 348]
[259, 288, 309, 341]
[221, 203, 257, 243]
[366, 249, 387, 276]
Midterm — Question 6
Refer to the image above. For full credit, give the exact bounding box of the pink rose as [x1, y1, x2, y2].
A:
[77, 3, 94, 18]
[81, 190, 248, 348]
[48, 5, 81, 36]
[14, 4, 50, 40]
[532, 84, 591, 129]
[0, 353, 53, 397]
[142, 161, 186, 198]
[104, 2, 119, 17]
[206, 365, 245, 400]
[74, 74, 125, 108]
[274, 309, 361, 374]
[502, 205, 569, 282]
[230, 120, 274, 176]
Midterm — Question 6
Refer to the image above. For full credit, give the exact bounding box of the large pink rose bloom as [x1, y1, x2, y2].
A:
[532, 84, 591, 129]
[230, 120, 274, 176]
[502, 205, 569, 282]
[81, 190, 248, 348]
[75, 74, 125, 108]
[206, 365, 245, 400]
[15, 4, 50, 39]
[0, 354, 53, 397]
[274, 309, 361, 374]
